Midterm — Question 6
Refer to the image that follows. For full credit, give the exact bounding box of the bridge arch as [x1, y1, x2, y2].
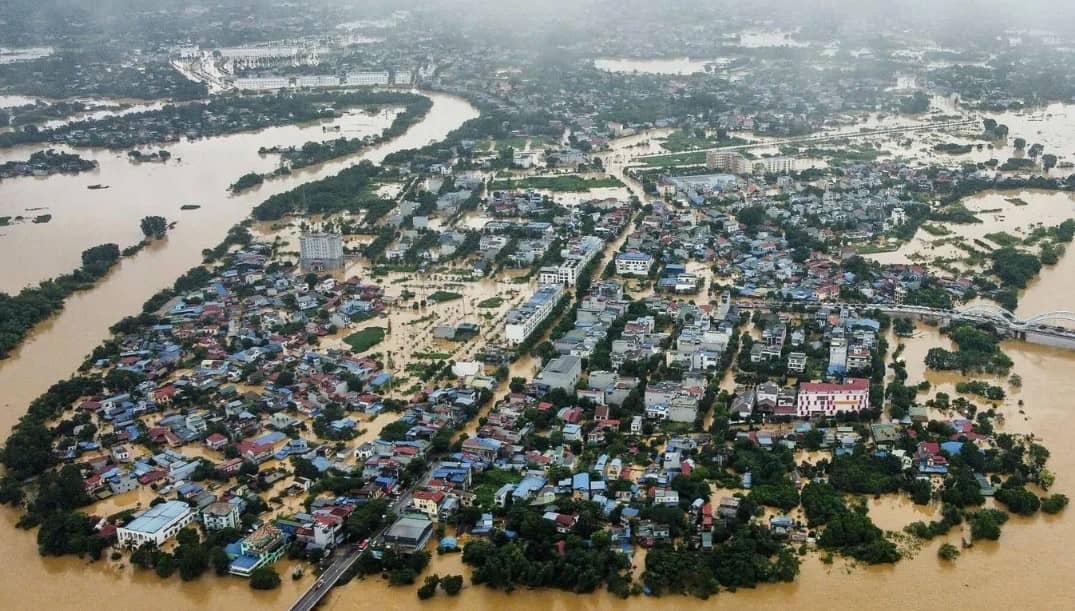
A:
[1023, 311, 1075, 328]
[957, 303, 1017, 323]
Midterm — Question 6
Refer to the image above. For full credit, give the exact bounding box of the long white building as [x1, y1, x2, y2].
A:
[504, 284, 564, 345]
[347, 71, 391, 86]
[537, 236, 603, 286]
[117, 500, 195, 548]
[234, 77, 292, 91]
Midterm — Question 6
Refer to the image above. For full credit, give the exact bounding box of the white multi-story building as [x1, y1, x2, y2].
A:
[706, 151, 752, 174]
[219, 46, 301, 60]
[537, 236, 603, 286]
[795, 379, 870, 417]
[755, 156, 796, 174]
[300, 232, 344, 271]
[615, 251, 654, 276]
[828, 337, 848, 372]
[393, 70, 413, 86]
[202, 501, 241, 531]
[504, 284, 564, 345]
[295, 75, 341, 88]
[347, 71, 390, 86]
[233, 77, 291, 91]
[117, 501, 195, 548]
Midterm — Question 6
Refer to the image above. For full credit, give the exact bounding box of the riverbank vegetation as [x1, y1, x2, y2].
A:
[0, 90, 429, 151]
[0, 53, 206, 103]
[0, 149, 97, 178]
[0, 243, 121, 359]
[233, 94, 433, 191]
[925, 324, 1012, 374]
[251, 160, 391, 221]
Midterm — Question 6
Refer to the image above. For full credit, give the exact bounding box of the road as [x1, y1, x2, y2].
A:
[288, 448, 435, 611]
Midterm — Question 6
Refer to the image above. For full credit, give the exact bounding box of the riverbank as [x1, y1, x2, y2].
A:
[0, 93, 476, 292]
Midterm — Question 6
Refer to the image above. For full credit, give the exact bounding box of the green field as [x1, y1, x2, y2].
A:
[489, 175, 623, 191]
[428, 291, 463, 303]
[984, 232, 1021, 247]
[344, 327, 386, 352]
[477, 297, 505, 308]
[637, 151, 708, 167]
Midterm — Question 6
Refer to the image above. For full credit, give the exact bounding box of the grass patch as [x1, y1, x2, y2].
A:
[428, 291, 463, 303]
[855, 243, 899, 255]
[638, 151, 708, 167]
[343, 327, 386, 353]
[477, 297, 505, 308]
[491, 136, 554, 151]
[488, 175, 623, 192]
[1005, 197, 1029, 206]
[920, 224, 952, 236]
[984, 232, 1021, 247]
[413, 351, 453, 360]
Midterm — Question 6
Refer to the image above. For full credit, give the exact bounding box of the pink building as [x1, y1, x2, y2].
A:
[796, 378, 870, 417]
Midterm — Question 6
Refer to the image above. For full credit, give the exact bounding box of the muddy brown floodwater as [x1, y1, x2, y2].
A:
[0, 91, 480, 609]
[3, 95, 1075, 608]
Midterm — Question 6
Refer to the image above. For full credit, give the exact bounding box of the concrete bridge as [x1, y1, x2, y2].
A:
[736, 300, 1075, 350]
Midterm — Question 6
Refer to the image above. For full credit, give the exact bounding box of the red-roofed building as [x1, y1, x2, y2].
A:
[238, 441, 273, 463]
[138, 470, 168, 485]
[795, 378, 870, 417]
[216, 458, 243, 475]
[79, 400, 102, 412]
[412, 490, 446, 518]
[205, 433, 229, 451]
[154, 385, 178, 404]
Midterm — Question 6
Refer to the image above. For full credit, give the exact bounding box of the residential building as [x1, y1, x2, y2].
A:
[614, 251, 654, 276]
[202, 501, 241, 531]
[228, 523, 289, 577]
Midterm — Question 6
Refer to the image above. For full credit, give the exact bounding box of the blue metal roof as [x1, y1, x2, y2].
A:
[123, 501, 190, 535]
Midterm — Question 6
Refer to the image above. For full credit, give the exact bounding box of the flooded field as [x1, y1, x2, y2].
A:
[868, 189, 1075, 267]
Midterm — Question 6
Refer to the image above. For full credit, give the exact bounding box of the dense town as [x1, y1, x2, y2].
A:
[1, 1, 1074, 608]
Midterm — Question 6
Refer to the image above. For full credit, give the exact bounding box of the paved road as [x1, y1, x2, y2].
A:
[288, 464, 431, 611]
[289, 542, 364, 611]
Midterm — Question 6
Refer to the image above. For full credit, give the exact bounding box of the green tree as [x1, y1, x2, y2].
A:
[417, 574, 439, 599]
[250, 566, 281, 590]
[140, 215, 168, 239]
[441, 574, 464, 595]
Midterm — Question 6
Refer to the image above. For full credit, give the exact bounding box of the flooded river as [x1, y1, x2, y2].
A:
[0, 91, 479, 609]
[3, 93, 1075, 608]
[0, 90, 477, 428]
[1, 99, 437, 291]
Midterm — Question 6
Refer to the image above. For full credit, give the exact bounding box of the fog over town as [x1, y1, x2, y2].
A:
[1, 1, 1074, 609]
